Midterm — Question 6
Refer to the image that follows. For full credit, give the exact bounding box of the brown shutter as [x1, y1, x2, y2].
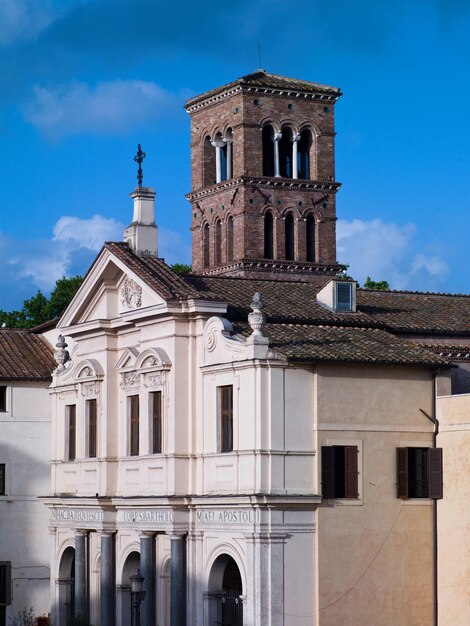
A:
[427, 448, 443, 499]
[345, 446, 359, 498]
[397, 447, 409, 499]
[321, 446, 336, 499]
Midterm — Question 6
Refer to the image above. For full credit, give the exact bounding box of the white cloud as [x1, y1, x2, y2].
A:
[24, 80, 180, 138]
[337, 218, 448, 290]
[53, 214, 123, 250]
[0, 215, 192, 310]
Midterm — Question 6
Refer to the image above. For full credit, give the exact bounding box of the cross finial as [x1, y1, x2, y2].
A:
[134, 144, 146, 188]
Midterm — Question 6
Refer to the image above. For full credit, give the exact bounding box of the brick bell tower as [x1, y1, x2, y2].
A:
[185, 70, 344, 281]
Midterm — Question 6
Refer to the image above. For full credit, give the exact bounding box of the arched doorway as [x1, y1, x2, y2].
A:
[57, 547, 75, 626]
[208, 554, 243, 626]
[119, 551, 140, 626]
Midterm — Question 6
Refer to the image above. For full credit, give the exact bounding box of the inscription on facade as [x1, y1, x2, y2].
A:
[122, 510, 174, 524]
[196, 509, 258, 524]
[53, 508, 103, 522]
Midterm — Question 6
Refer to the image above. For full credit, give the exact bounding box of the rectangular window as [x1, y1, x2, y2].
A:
[66, 405, 76, 462]
[0, 387, 6, 412]
[150, 391, 162, 454]
[86, 399, 97, 458]
[129, 395, 139, 456]
[0, 561, 12, 609]
[219, 385, 233, 453]
[321, 445, 358, 499]
[0, 465, 4, 496]
[336, 282, 352, 311]
[397, 447, 443, 499]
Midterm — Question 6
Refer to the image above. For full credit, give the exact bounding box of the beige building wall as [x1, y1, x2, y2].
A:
[437, 392, 470, 626]
[315, 365, 435, 626]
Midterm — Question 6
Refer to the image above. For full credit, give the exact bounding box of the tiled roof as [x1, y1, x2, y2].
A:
[185, 70, 341, 108]
[260, 324, 447, 367]
[183, 275, 470, 336]
[104, 243, 203, 301]
[0, 330, 55, 381]
[101, 246, 466, 367]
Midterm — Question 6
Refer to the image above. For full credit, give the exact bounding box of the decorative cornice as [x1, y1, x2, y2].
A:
[198, 258, 346, 277]
[186, 176, 341, 201]
[185, 85, 340, 114]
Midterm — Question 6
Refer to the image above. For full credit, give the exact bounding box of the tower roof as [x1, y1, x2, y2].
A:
[185, 70, 342, 110]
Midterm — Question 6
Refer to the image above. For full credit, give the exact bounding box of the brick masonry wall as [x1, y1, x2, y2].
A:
[187, 84, 340, 274]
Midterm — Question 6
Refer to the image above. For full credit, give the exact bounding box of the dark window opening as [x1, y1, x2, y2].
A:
[227, 217, 234, 262]
[129, 395, 139, 456]
[0, 387, 5, 412]
[397, 447, 443, 499]
[0, 465, 5, 496]
[298, 129, 312, 180]
[279, 128, 293, 178]
[321, 445, 359, 499]
[264, 212, 274, 259]
[0, 562, 12, 616]
[87, 399, 97, 458]
[203, 136, 216, 186]
[262, 125, 274, 177]
[203, 224, 210, 268]
[67, 404, 76, 462]
[220, 144, 228, 182]
[215, 220, 222, 265]
[306, 214, 315, 262]
[220, 386, 233, 453]
[151, 391, 162, 454]
[285, 213, 295, 260]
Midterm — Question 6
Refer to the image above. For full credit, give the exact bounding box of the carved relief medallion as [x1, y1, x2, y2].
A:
[120, 277, 142, 309]
[120, 371, 140, 390]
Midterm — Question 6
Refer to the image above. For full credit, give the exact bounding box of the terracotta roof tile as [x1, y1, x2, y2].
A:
[0, 330, 55, 381]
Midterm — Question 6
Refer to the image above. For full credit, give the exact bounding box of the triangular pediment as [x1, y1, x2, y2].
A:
[59, 247, 168, 328]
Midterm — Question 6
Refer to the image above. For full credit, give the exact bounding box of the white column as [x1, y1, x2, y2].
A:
[211, 140, 224, 183]
[225, 140, 233, 179]
[292, 134, 300, 179]
[273, 132, 282, 178]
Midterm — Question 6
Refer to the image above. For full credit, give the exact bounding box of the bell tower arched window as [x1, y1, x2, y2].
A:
[203, 223, 210, 268]
[306, 214, 315, 261]
[285, 213, 295, 260]
[279, 127, 293, 178]
[227, 216, 234, 262]
[203, 136, 216, 186]
[262, 125, 275, 177]
[298, 129, 312, 180]
[215, 219, 222, 265]
[264, 211, 274, 259]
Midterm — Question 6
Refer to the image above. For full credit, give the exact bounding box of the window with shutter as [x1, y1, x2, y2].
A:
[66, 404, 76, 462]
[396, 447, 443, 499]
[129, 395, 140, 456]
[321, 445, 359, 499]
[336, 282, 352, 311]
[86, 399, 97, 458]
[219, 385, 233, 453]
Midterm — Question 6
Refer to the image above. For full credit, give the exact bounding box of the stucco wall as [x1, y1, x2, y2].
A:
[437, 392, 470, 625]
[0, 381, 51, 619]
[316, 364, 435, 626]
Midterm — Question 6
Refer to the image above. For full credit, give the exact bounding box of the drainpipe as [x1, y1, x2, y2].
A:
[421, 371, 439, 626]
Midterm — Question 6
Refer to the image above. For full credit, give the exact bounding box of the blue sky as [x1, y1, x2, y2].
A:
[0, 0, 469, 310]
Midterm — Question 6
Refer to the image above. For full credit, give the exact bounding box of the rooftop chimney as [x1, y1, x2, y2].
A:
[124, 187, 158, 255]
